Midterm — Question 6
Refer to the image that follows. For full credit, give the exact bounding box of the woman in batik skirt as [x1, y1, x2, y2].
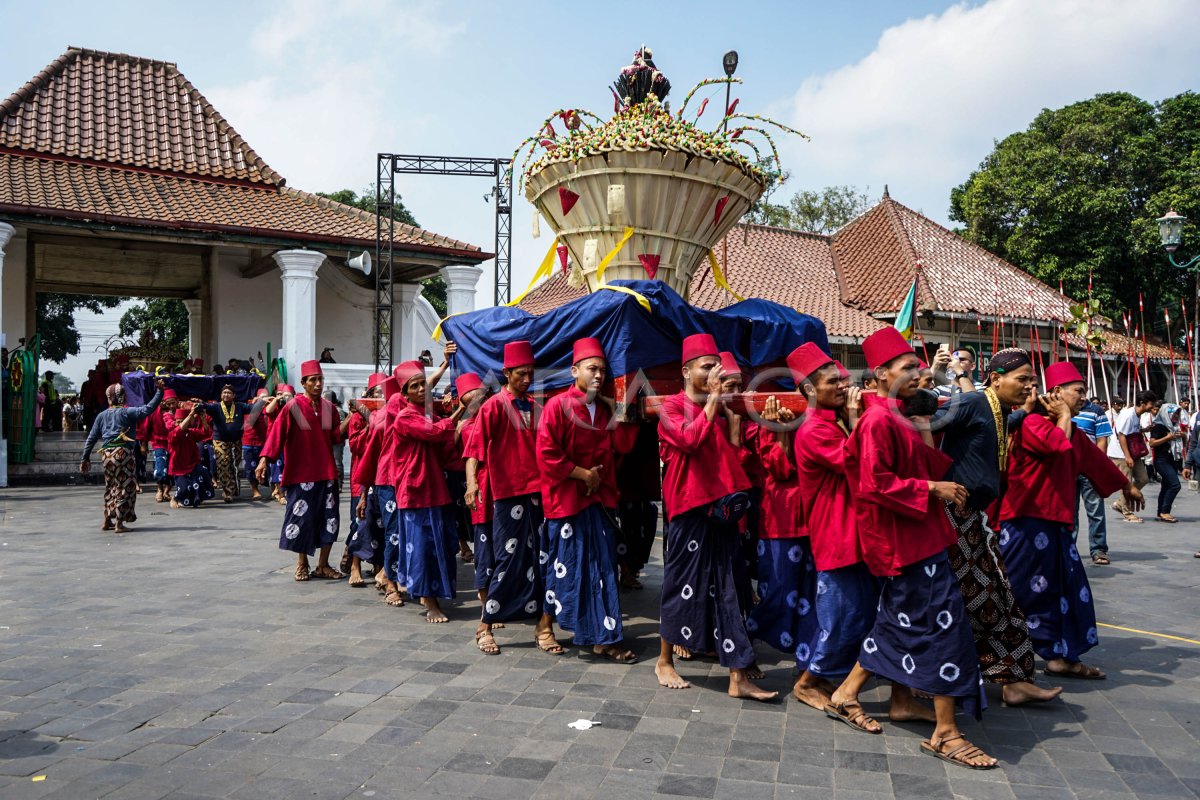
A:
[80, 381, 165, 532]
[168, 406, 215, 509]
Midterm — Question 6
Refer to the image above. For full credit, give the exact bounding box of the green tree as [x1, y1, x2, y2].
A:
[118, 298, 189, 348]
[36, 293, 125, 363]
[316, 186, 448, 316]
[950, 91, 1200, 328]
[743, 178, 872, 234]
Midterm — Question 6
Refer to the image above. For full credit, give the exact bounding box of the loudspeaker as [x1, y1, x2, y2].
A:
[347, 251, 372, 275]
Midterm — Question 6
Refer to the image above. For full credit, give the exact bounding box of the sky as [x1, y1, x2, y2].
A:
[2, 0, 1198, 384]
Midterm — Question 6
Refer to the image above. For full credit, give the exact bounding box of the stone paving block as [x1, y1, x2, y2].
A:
[658, 773, 718, 798]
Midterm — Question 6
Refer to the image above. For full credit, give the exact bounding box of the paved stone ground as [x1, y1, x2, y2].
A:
[0, 482, 1197, 800]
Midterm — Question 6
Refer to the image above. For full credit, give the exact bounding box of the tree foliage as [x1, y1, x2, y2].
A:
[118, 298, 189, 349]
[744, 178, 872, 234]
[316, 186, 448, 316]
[36, 293, 125, 363]
[950, 91, 1200, 329]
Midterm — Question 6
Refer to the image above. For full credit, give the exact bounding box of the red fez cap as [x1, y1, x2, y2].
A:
[367, 372, 387, 390]
[718, 351, 742, 376]
[1044, 361, 1085, 390]
[503, 340, 536, 369]
[918, 360, 929, 371]
[393, 360, 425, 389]
[681, 333, 719, 363]
[300, 360, 323, 379]
[382, 376, 401, 400]
[862, 328, 914, 371]
[834, 360, 851, 380]
[162, 388, 178, 401]
[786, 342, 834, 385]
[174, 408, 189, 421]
[277, 384, 296, 394]
[572, 337, 606, 365]
[255, 388, 268, 397]
[456, 372, 484, 397]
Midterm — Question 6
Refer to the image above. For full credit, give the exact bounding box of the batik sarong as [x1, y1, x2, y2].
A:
[859, 552, 984, 719]
[152, 447, 169, 483]
[544, 504, 623, 646]
[241, 445, 262, 485]
[101, 447, 138, 524]
[376, 485, 401, 584]
[616, 499, 658, 577]
[474, 522, 495, 590]
[398, 505, 457, 600]
[213, 440, 241, 501]
[278, 480, 339, 556]
[481, 493, 544, 623]
[945, 503, 1036, 683]
[269, 456, 284, 486]
[999, 517, 1098, 663]
[808, 563, 881, 678]
[659, 507, 755, 669]
[747, 536, 820, 670]
[173, 464, 215, 508]
[346, 487, 385, 567]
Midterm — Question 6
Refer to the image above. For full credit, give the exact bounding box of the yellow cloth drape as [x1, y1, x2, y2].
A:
[595, 227, 635, 285]
[707, 250, 745, 302]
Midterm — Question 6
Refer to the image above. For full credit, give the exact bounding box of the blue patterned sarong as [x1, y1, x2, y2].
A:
[999, 517, 1098, 662]
[859, 552, 984, 719]
[809, 563, 881, 678]
[242, 445, 262, 484]
[172, 464, 214, 508]
[474, 523, 494, 590]
[376, 485, 401, 584]
[481, 494, 544, 623]
[346, 487, 385, 567]
[659, 507, 755, 669]
[398, 505, 457, 600]
[152, 447, 169, 483]
[544, 504, 623, 646]
[747, 537, 820, 670]
[278, 480, 339, 556]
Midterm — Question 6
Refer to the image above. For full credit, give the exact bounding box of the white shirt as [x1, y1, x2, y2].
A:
[1107, 407, 1141, 458]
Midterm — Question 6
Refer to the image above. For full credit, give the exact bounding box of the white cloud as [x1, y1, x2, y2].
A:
[775, 0, 1200, 224]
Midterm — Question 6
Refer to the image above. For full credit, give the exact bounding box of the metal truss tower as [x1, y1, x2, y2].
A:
[374, 154, 511, 372]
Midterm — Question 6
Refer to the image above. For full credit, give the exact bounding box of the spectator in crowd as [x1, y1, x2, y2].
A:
[1149, 403, 1185, 523]
[1109, 390, 1156, 525]
[1074, 397, 1114, 564]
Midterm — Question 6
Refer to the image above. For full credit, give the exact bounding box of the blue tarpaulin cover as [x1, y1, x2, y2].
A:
[441, 280, 829, 392]
[121, 372, 265, 406]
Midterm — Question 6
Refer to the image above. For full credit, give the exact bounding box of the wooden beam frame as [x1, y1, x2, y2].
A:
[239, 249, 278, 279]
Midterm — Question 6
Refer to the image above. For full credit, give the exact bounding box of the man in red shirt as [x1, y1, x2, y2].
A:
[343, 373, 386, 587]
[655, 333, 776, 701]
[148, 389, 179, 502]
[391, 359, 465, 623]
[466, 341, 560, 655]
[999, 362, 1143, 681]
[537, 338, 638, 662]
[242, 388, 270, 500]
[262, 384, 296, 505]
[168, 404, 214, 508]
[256, 361, 354, 582]
[743, 350, 819, 695]
[842, 328, 995, 770]
[374, 376, 407, 606]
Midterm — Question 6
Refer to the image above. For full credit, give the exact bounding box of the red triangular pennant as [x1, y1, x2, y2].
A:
[638, 254, 660, 280]
[713, 195, 730, 225]
[558, 186, 580, 215]
[557, 245, 569, 274]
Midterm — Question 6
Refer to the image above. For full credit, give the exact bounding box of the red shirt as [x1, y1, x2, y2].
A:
[462, 417, 492, 525]
[1001, 414, 1128, 525]
[167, 424, 201, 476]
[755, 427, 806, 538]
[845, 395, 955, 577]
[463, 389, 542, 501]
[795, 408, 861, 571]
[349, 411, 385, 495]
[243, 403, 269, 447]
[374, 394, 404, 488]
[658, 392, 751, 518]
[259, 395, 344, 484]
[537, 385, 638, 519]
[392, 399, 456, 508]
[740, 421, 767, 490]
[146, 407, 175, 450]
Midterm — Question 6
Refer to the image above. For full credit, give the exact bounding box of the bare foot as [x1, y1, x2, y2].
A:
[1002, 681, 1063, 705]
[729, 669, 779, 702]
[672, 644, 694, 660]
[423, 599, 449, 623]
[791, 679, 832, 711]
[745, 662, 765, 681]
[101, 517, 113, 531]
[170, 499, 181, 509]
[347, 568, 366, 587]
[656, 660, 691, 689]
[889, 696, 937, 723]
[114, 522, 129, 533]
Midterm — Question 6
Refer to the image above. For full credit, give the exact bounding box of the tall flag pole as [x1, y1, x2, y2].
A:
[1139, 293, 1150, 386]
[1165, 307, 1179, 401]
[992, 278, 1000, 355]
[893, 274, 919, 342]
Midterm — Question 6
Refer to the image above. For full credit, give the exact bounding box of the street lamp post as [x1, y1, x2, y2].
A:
[1157, 209, 1200, 405]
[722, 50, 738, 134]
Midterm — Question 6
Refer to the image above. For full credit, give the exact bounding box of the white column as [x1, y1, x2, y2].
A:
[182, 298, 202, 361]
[273, 249, 325, 385]
[440, 264, 483, 316]
[394, 282, 422, 362]
[0, 221, 14, 488]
